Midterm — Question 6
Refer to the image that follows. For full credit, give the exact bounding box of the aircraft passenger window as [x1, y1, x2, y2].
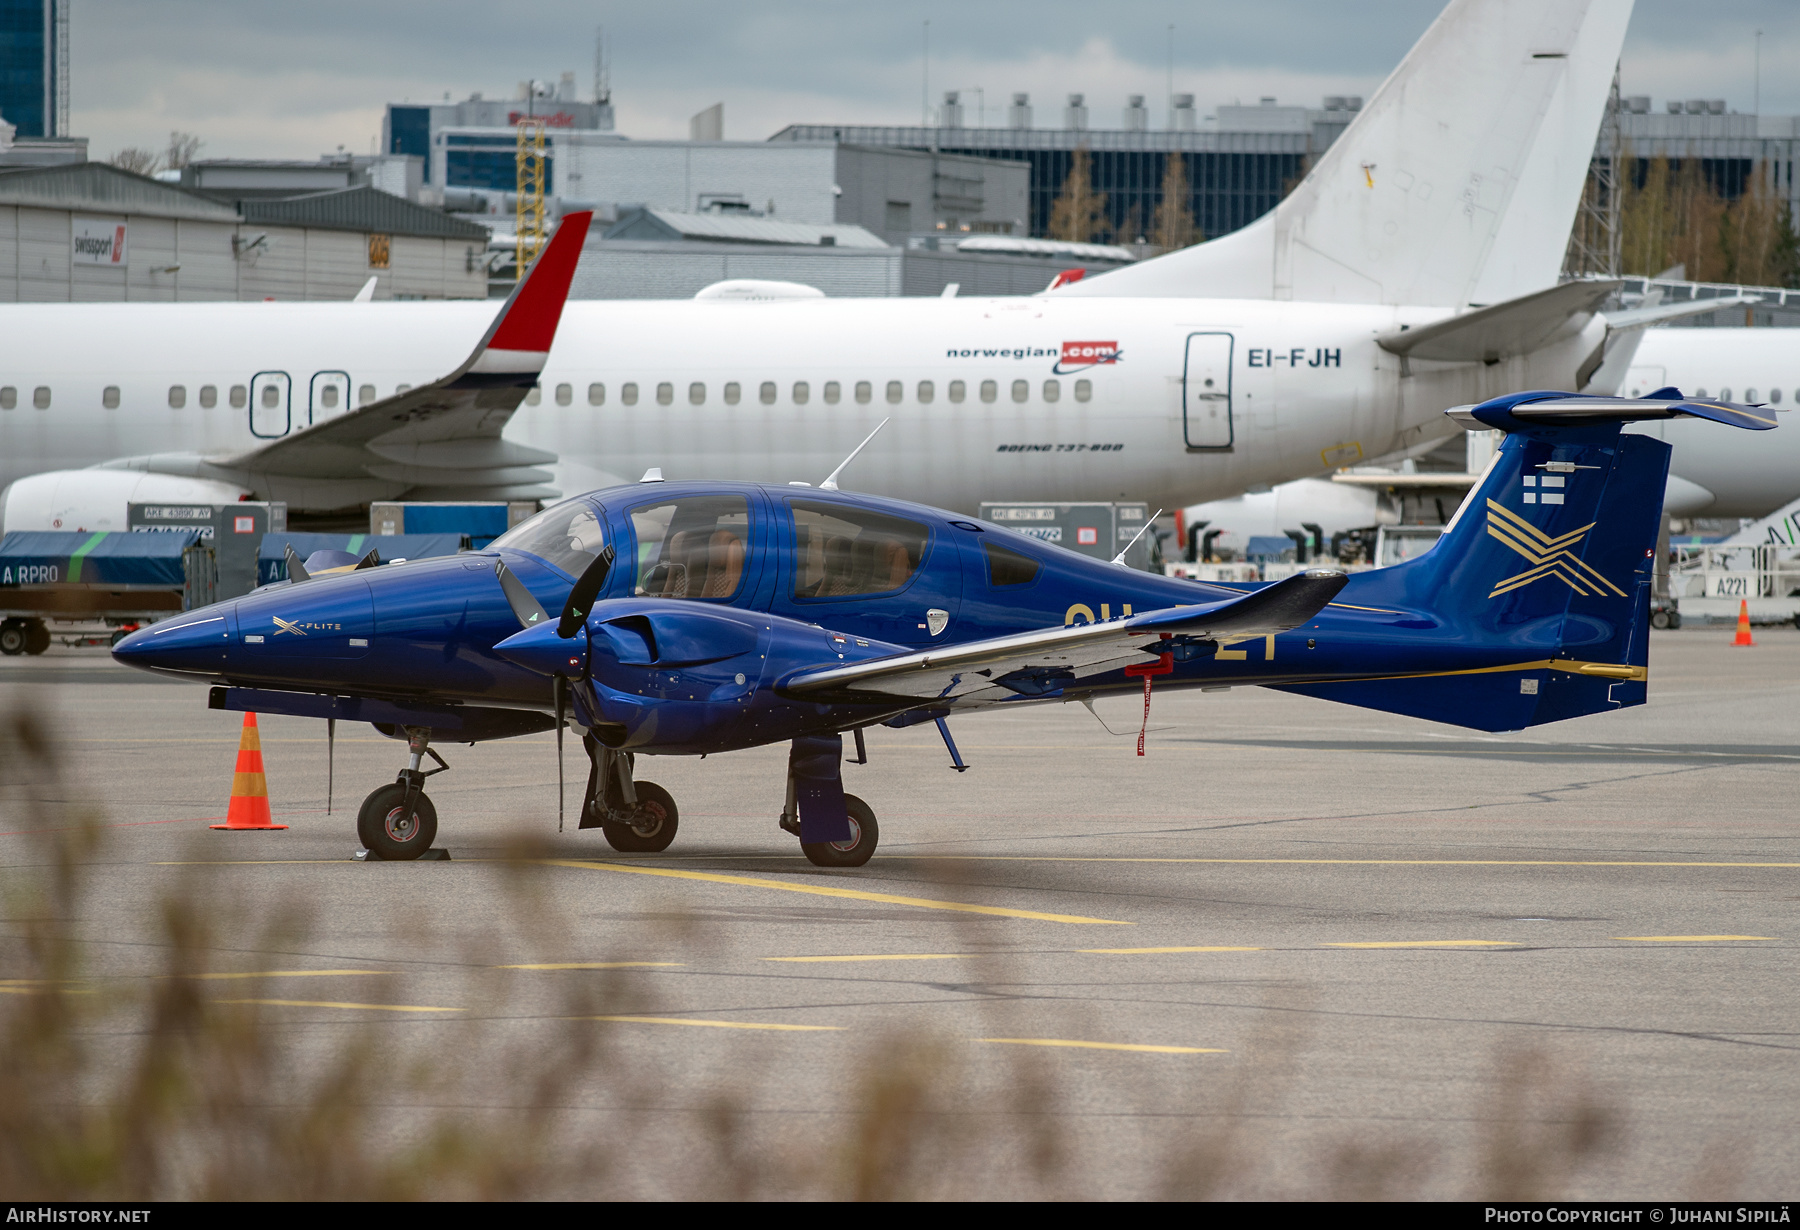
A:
[1694, 388, 1708, 398]
[724, 382, 741, 405]
[1042, 379, 1060, 403]
[260, 385, 280, 410]
[355, 384, 373, 406]
[980, 380, 997, 403]
[689, 382, 706, 405]
[855, 381, 872, 405]
[33, 386, 49, 410]
[793, 381, 809, 405]
[1746, 388, 1758, 403]
[588, 382, 605, 405]
[823, 381, 841, 404]
[1074, 378, 1092, 403]
[398, 384, 412, 395]
[789, 499, 928, 600]
[1720, 388, 1732, 401]
[1772, 388, 1783, 405]
[169, 385, 186, 409]
[917, 380, 934, 404]
[760, 381, 777, 405]
[656, 382, 673, 406]
[622, 383, 639, 405]
[1011, 380, 1028, 403]
[948, 380, 965, 403]
[0, 387, 13, 409]
[885, 381, 902, 404]
[102, 386, 119, 409]
[319, 384, 339, 410]
[983, 540, 1042, 588]
[628, 495, 751, 601]
[490, 496, 608, 580]
[555, 383, 573, 406]
[199, 385, 217, 409]
[524, 385, 540, 405]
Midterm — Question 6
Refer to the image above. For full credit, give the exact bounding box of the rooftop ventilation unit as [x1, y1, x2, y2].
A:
[1064, 94, 1088, 130]
[1008, 93, 1032, 129]
[1123, 94, 1147, 131]
[1172, 94, 1196, 131]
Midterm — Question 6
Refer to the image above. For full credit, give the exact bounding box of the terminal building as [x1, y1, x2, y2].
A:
[0, 0, 67, 140]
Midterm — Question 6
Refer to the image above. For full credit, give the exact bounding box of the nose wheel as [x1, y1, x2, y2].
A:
[601, 781, 679, 852]
[356, 783, 439, 860]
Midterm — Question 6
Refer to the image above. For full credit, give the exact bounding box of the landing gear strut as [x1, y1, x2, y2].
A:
[357, 726, 446, 861]
[778, 734, 879, 867]
[579, 736, 679, 853]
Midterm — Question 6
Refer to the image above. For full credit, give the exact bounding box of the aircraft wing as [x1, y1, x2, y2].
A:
[214, 212, 592, 501]
[781, 568, 1347, 707]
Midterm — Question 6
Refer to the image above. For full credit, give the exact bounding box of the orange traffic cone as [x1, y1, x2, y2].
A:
[1732, 599, 1757, 648]
[211, 712, 287, 830]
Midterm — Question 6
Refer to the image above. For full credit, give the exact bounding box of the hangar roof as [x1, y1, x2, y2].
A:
[231, 186, 490, 241]
[0, 162, 241, 222]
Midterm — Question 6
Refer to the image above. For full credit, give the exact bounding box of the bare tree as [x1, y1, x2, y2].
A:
[1047, 147, 1107, 243]
[164, 131, 202, 172]
[108, 147, 160, 176]
[1152, 152, 1200, 251]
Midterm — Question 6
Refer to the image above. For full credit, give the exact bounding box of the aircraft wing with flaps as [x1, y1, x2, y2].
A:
[781, 569, 1347, 708]
[213, 212, 592, 504]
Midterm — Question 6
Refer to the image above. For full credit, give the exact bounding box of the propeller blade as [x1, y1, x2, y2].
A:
[495, 558, 551, 629]
[555, 675, 567, 833]
[558, 545, 616, 639]
[353, 547, 382, 570]
[283, 544, 310, 584]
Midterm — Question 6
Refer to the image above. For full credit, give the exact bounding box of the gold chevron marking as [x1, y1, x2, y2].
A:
[1484, 500, 1624, 600]
[271, 616, 307, 637]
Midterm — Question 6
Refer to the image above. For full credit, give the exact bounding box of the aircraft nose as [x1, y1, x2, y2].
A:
[495, 621, 585, 678]
[112, 606, 237, 675]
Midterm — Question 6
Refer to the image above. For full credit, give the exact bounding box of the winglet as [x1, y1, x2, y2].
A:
[454, 211, 593, 383]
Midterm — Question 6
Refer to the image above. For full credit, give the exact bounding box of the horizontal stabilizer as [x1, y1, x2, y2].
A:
[783, 568, 1346, 703]
[1377, 280, 1618, 363]
[1448, 390, 1777, 433]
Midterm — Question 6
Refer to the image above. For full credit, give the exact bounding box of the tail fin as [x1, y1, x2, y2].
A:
[1059, 0, 1633, 306]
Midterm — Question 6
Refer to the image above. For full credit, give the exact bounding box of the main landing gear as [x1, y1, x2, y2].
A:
[579, 737, 679, 853]
[777, 733, 879, 868]
[357, 726, 447, 861]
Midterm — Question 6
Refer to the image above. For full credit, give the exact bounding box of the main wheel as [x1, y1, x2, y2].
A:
[602, 781, 678, 853]
[23, 621, 49, 655]
[356, 783, 439, 861]
[801, 794, 878, 868]
[1650, 609, 1670, 631]
[0, 622, 25, 656]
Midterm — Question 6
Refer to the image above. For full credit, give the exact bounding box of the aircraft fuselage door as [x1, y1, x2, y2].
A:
[1183, 332, 1234, 449]
[309, 371, 351, 425]
[249, 371, 292, 438]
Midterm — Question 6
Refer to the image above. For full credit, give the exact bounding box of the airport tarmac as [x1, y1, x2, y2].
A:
[3, 630, 1797, 1199]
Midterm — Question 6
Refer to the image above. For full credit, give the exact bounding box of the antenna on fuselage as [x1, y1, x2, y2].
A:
[1111, 509, 1163, 567]
[819, 417, 890, 492]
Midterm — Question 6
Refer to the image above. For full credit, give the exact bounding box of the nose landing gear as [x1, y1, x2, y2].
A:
[357, 726, 448, 861]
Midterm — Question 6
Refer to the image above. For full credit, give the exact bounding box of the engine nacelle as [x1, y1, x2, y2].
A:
[0, 469, 251, 534]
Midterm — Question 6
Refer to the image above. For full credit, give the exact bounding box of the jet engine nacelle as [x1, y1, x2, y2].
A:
[0, 469, 251, 534]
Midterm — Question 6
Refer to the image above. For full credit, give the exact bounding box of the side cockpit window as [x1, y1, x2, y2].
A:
[983, 540, 1042, 587]
[629, 495, 751, 600]
[489, 497, 607, 578]
[789, 500, 929, 599]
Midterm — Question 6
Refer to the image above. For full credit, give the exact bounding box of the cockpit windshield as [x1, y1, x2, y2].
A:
[489, 496, 607, 578]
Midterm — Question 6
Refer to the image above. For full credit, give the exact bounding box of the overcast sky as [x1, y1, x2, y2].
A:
[68, 1, 1800, 162]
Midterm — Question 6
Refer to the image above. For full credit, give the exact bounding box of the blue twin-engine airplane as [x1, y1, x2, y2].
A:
[114, 373, 1770, 864]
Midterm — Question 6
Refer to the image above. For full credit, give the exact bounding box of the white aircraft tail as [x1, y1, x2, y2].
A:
[1059, 0, 1634, 307]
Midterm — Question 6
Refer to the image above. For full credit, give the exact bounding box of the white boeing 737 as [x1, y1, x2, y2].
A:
[6, 0, 1698, 534]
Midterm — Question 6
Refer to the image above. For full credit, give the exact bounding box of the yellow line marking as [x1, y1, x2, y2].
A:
[188, 970, 387, 980]
[498, 962, 685, 970]
[1613, 935, 1776, 943]
[589, 1015, 842, 1032]
[765, 953, 974, 963]
[1079, 946, 1262, 954]
[156, 860, 360, 866]
[1328, 940, 1518, 948]
[543, 859, 1132, 925]
[218, 998, 464, 1013]
[980, 1038, 1226, 1055]
[896, 857, 1800, 869]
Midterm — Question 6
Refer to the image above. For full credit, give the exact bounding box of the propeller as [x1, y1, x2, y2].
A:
[495, 547, 614, 831]
[283, 544, 311, 584]
[558, 545, 615, 638]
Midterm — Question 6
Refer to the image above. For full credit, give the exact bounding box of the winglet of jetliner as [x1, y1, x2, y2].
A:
[454, 212, 593, 383]
[206, 212, 594, 505]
